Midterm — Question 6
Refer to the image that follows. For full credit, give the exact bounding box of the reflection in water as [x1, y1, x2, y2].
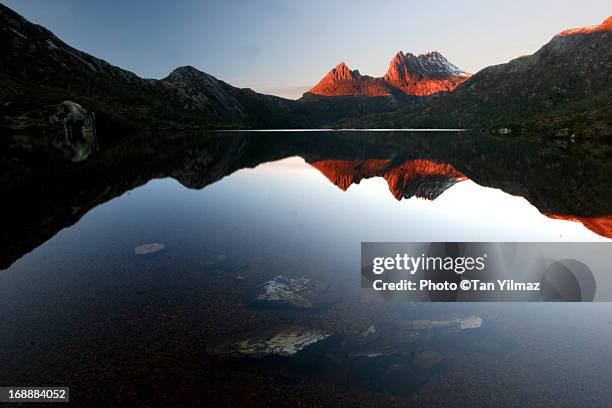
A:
[2, 130, 610, 269]
[0, 131, 611, 406]
[311, 159, 468, 200]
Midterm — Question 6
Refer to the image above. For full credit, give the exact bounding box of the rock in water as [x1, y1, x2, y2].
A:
[52, 101, 96, 156]
[208, 328, 332, 360]
[404, 316, 482, 331]
[134, 243, 165, 255]
[6, 100, 97, 161]
[456, 315, 482, 330]
[248, 275, 335, 310]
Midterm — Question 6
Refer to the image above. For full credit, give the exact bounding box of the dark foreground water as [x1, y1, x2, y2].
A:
[0, 131, 611, 406]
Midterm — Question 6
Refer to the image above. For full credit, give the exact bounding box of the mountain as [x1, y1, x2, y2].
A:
[383, 51, 470, 96]
[338, 17, 612, 138]
[157, 65, 306, 128]
[2, 3, 610, 138]
[310, 159, 467, 200]
[305, 51, 470, 98]
[297, 50, 470, 125]
[306, 63, 392, 97]
[0, 3, 307, 134]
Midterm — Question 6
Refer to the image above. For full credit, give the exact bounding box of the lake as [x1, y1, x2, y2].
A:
[1, 130, 611, 406]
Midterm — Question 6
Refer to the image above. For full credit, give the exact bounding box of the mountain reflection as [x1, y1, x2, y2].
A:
[1, 130, 610, 269]
[311, 159, 468, 200]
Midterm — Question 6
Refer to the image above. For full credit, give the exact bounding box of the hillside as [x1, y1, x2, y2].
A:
[337, 17, 612, 138]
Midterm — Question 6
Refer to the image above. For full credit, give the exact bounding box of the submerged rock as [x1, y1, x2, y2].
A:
[248, 275, 336, 310]
[456, 315, 483, 330]
[403, 315, 482, 331]
[134, 243, 165, 255]
[362, 324, 377, 339]
[208, 328, 333, 360]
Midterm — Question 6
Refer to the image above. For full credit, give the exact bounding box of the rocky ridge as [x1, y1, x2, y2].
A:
[306, 51, 470, 98]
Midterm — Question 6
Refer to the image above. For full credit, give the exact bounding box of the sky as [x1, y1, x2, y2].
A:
[3, 0, 610, 99]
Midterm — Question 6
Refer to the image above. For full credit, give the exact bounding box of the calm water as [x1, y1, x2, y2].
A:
[1, 131, 611, 406]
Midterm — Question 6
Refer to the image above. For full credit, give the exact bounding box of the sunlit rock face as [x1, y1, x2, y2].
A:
[557, 16, 612, 36]
[310, 159, 467, 200]
[306, 51, 470, 98]
[307, 63, 392, 97]
[383, 51, 471, 96]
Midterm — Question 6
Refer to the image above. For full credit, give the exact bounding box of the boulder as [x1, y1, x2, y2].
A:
[5, 100, 97, 161]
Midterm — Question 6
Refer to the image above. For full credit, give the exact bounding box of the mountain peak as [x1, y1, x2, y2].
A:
[330, 62, 360, 80]
[391, 51, 406, 61]
[310, 159, 467, 200]
[335, 62, 349, 69]
[557, 16, 612, 36]
[307, 50, 470, 98]
[383, 50, 470, 96]
[164, 65, 219, 83]
[169, 65, 203, 75]
[419, 50, 442, 57]
[306, 61, 391, 97]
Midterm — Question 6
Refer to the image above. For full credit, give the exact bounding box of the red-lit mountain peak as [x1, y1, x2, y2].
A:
[309, 159, 467, 200]
[306, 62, 392, 97]
[330, 62, 359, 80]
[383, 50, 471, 96]
[557, 16, 612, 36]
[306, 50, 470, 98]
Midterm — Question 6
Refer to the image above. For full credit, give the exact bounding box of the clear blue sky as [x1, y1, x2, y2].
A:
[3, 0, 610, 98]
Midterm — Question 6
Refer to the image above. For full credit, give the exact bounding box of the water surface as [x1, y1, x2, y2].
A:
[1, 131, 611, 406]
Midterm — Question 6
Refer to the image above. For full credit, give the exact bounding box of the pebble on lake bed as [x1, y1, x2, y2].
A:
[134, 243, 165, 255]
